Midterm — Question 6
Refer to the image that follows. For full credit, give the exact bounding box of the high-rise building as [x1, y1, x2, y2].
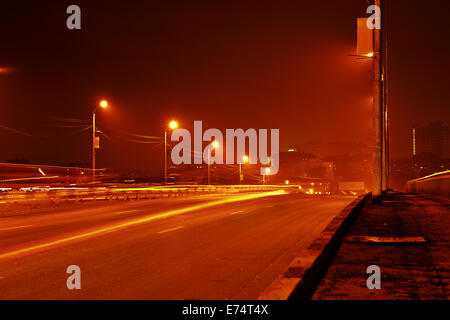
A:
[412, 122, 449, 158]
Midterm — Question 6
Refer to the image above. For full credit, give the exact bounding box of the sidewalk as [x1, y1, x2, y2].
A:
[313, 191, 449, 300]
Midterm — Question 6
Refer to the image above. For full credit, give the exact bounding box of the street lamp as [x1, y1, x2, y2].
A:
[165, 120, 178, 185]
[208, 141, 219, 185]
[100, 100, 108, 108]
[263, 167, 271, 185]
[239, 155, 249, 185]
[169, 120, 178, 130]
[92, 100, 108, 182]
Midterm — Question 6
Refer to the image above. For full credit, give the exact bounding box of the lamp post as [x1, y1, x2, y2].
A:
[164, 120, 178, 185]
[208, 140, 219, 185]
[92, 100, 108, 182]
[239, 155, 249, 185]
[263, 167, 271, 185]
[372, 0, 384, 199]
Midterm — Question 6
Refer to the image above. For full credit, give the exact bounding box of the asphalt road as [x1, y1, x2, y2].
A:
[0, 192, 355, 299]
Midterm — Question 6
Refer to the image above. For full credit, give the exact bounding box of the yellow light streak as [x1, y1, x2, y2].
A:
[0, 190, 285, 260]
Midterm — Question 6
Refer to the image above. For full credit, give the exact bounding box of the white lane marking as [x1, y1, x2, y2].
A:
[115, 209, 139, 215]
[230, 210, 245, 215]
[0, 225, 33, 232]
[157, 226, 184, 234]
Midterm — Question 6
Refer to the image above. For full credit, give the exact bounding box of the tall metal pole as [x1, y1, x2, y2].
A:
[384, 0, 390, 190]
[383, 104, 389, 190]
[208, 152, 211, 185]
[372, 0, 383, 199]
[92, 111, 96, 182]
[164, 129, 167, 185]
[381, 61, 387, 189]
[385, 101, 390, 190]
[239, 164, 242, 184]
[381, 0, 389, 192]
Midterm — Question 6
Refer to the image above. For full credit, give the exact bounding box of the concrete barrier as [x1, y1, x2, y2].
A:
[406, 170, 450, 199]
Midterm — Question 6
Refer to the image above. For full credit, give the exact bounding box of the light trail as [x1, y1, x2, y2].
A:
[0, 176, 59, 183]
[0, 190, 285, 260]
[0, 225, 33, 232]
[157, 226, 185, 234]
[115, 210, 140, 215]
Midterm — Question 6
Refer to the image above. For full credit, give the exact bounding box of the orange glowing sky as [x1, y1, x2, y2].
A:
[0, 0, 449, 172]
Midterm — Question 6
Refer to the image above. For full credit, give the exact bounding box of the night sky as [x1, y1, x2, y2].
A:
[0, 0, 449, 173]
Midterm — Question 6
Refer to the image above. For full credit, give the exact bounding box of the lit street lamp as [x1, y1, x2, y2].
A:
[239, 155, 249, 185]
[92, 100, 108, 182]
[165, 120, 178, 185]
[208, 141, 219, 185]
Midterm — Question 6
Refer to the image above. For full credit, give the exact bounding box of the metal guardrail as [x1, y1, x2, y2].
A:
[406, 170, 450, 199]
[0, 185, 303, 206]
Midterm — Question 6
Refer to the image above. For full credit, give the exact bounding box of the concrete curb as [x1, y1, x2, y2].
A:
[258, 192, 371, 300]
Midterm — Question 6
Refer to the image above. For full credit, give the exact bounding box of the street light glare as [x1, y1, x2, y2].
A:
[99, 100, 108, 108]
[169, 121, 178, 130]
[212, 141, 219, 149]
[265, 168, 271, 174]
[243, 155, 249, 163]
[367, 52, 374, 57]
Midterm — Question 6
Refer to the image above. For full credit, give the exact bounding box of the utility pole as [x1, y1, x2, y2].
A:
[372, 0, 383, 199]
[164, 121, 179, 185]
[383, 81, 389, 191]
[92, 111, 96, 182]
[385, 100, 390, 190]
[207, 141, 218, 186]
[383, 0, 390, 191]
[239, 164, 242, 185]
[381, 0, 387, 192]
[239, 156, 248, 185]
[207, 152, 211, 185]
[91, 100, 108, 183]
[164, 129, 167, 185]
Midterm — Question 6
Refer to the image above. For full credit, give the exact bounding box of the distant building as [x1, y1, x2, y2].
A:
[413, 122, 449, 159]
[275, 150, 334, 193]
[324, 152, 372, 192]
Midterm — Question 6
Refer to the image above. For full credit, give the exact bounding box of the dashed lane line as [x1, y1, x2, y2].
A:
[115, 210, 140, 215]
[157, 226, 185, 234]
[0, 225, 33, 232]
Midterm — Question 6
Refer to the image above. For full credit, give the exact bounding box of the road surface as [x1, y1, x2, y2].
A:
[0, 192, 355, 299]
